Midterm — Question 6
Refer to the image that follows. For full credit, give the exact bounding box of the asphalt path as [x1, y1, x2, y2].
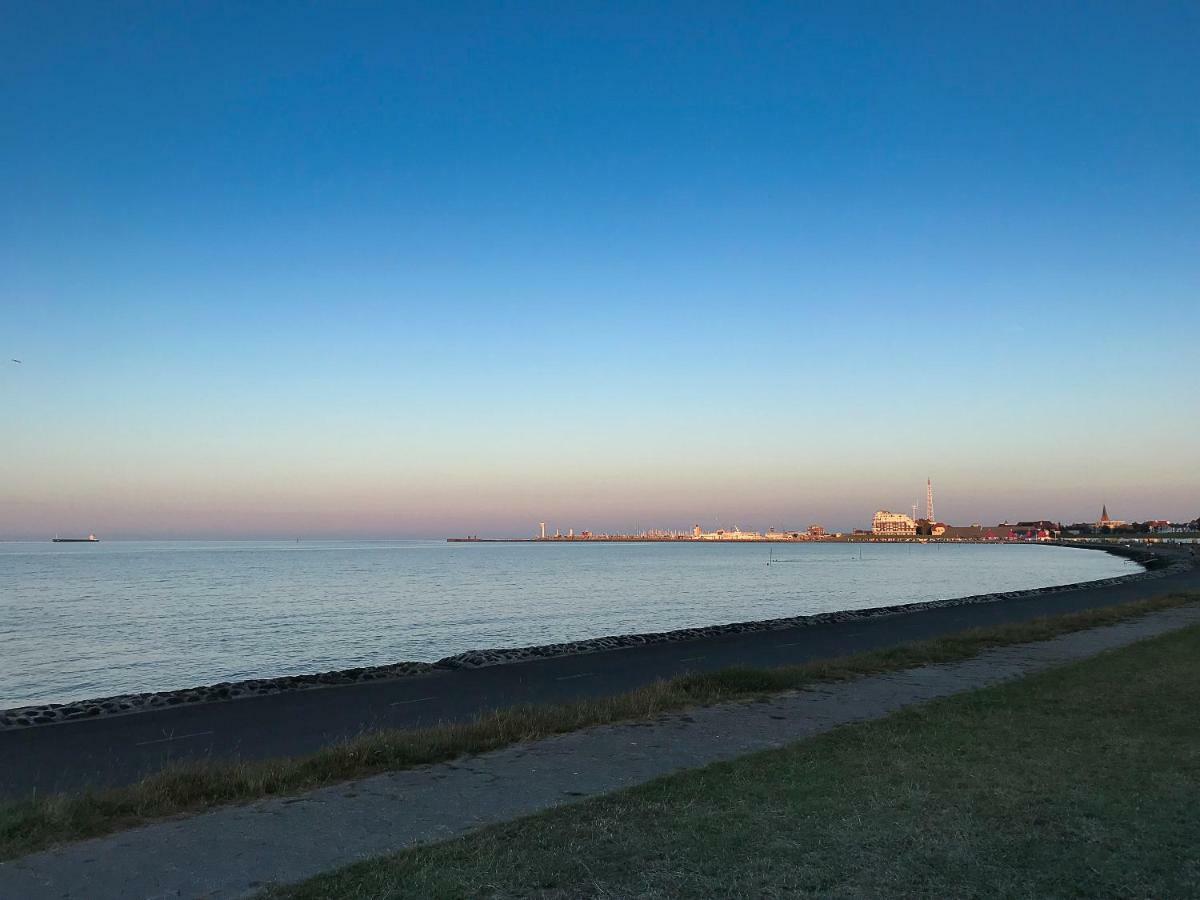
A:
[2, 549, 1196, 800]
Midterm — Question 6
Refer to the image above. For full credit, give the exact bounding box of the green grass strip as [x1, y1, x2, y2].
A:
[267, 617, 1200, 898]
[1, 591, 1196, 861]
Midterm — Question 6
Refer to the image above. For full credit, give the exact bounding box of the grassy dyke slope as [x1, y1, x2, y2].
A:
[273, 622, 1200, 898]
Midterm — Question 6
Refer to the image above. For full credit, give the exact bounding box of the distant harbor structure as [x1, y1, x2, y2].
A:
[693, 525, 767, 541]
[449, 478, 1192, 545]
[872, 510, 917, 536]
[874, 478, 938, 536]
[520, 523, 830, 543]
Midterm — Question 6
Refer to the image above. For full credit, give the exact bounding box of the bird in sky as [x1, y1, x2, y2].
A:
[10, 359, 21, 364]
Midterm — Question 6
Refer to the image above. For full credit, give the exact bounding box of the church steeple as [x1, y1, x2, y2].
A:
[1100, 505, 1110, 523]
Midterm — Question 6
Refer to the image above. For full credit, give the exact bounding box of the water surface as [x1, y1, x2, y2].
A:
[0, 540, 1137, 708]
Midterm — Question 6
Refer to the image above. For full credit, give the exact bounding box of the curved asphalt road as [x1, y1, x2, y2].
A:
[2, 546, 1196, 800]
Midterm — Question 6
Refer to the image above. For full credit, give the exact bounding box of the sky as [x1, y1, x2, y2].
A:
[2, 1, 1198, 539]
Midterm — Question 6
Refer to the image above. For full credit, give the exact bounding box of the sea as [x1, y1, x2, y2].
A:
[0, 540, 1138, 709]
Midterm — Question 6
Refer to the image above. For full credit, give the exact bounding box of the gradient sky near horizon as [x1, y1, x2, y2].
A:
[2, 1, 1198, 539]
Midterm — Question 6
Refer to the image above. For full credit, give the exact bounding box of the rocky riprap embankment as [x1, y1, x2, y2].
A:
[0, 661, 432, 730]
[1, 549, 1187, 731]
[434, 557, 1185, 668]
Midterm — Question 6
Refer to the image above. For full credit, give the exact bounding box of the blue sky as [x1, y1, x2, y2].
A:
[3, 1, 1198, 538]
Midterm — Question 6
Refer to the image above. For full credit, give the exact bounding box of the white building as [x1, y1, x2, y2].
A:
[872, 510, 916, 535]
[765, 528, 806, 540]
[695, 526, 764, 541]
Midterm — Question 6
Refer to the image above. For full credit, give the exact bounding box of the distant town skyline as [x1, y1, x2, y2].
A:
[3, 493, 1195, 542]
[3, 3, 1198, 540]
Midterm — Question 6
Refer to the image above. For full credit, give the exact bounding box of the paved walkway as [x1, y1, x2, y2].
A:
[3, 603, 1199, 900]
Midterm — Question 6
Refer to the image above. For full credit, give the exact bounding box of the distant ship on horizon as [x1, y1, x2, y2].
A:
[52, 533, 99, 543]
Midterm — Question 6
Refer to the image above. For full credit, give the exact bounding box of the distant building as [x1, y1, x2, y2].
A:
[765, 527, 805, 540]
[1097, 505, 1125, 530]
[696, 526, 763, 541]
[1157, 523, 1196, 534]
[1012, 522, 1056, 540]
[807, 524, 826, 538]
[872, 510, 916, 536]
[939, 524, 984, 539]
[984, 523, 1054, 541]
[982, 524, 1019, 541]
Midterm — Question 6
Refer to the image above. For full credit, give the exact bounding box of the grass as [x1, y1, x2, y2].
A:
[269, 619, 1200, 899]
[1, 591, 1196, 861]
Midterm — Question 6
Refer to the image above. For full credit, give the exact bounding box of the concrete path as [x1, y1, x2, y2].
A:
[3, 603, 1199, 900]
[4, 548, 1195, 799]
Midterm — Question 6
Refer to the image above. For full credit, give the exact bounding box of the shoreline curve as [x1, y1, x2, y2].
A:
[1, 542, 1185, 731]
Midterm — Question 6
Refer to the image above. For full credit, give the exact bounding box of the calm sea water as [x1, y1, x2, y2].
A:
[0, 540, 1138, 708]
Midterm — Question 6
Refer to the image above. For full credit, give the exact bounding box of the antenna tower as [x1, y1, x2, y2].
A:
[926, 478, 935, 523]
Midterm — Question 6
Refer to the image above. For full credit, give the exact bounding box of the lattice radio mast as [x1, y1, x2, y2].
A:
[926, 478, 935, 523]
